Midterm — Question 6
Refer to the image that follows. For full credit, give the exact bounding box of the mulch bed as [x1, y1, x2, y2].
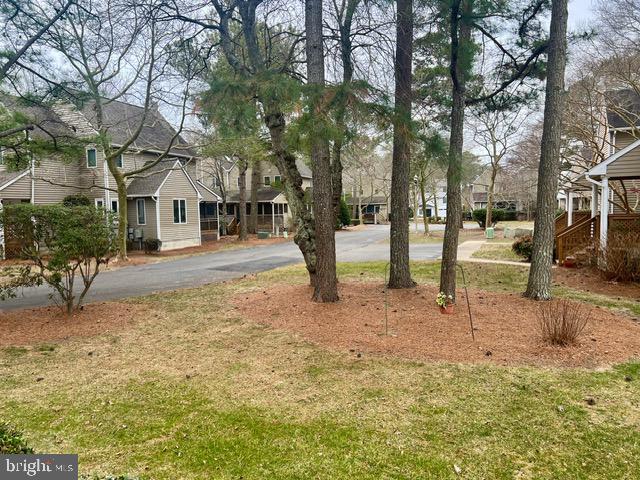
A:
[0, 302, 144, 347]
[234, 282, 640, 368]
[553, 266, 640, 300]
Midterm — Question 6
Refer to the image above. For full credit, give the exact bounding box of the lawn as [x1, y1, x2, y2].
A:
[1, 261, 640, 479]
[471, 243, 523, 262]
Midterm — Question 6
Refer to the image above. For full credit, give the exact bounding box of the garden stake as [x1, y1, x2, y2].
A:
[383, 262, 390, 336]
[457, 263, 475, 341]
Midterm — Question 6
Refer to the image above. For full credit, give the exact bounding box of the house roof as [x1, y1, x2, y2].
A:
[586, 137, 640, 177]
[346, 195, 387, 205]
[77, 97, 195, 158]
[0, 168, 29, 191]
[472, 192, 488, 203]
[296, 159, 312, 179]
[606, 89, 640, 129]
[0, 94, 77, 142]
[227, 187, 284, 203]
[127, 159, 197, 197]
[195, 180, 221, 202]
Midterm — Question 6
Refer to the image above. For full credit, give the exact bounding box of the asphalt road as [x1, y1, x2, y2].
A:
[0, 225, 442, 311]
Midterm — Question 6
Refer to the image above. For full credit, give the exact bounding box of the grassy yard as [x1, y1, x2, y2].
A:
[471, 243, 523, 262]
[1, 261, 640, 479]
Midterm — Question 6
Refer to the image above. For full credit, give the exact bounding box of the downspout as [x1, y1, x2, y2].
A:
[153, 195, 161, 245]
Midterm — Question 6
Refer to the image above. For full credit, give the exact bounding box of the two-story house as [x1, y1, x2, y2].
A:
[197, 157, 312, 233]
[0, 95, 220, 257]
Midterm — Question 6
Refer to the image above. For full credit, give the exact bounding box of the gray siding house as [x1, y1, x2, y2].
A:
[0, 95, 220, 255]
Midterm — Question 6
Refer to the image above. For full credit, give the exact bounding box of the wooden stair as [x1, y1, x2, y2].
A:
[555, 214, 599, 265]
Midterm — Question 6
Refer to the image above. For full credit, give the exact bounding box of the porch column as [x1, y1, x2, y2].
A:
[567, 190, 574, 226]
[591, 183, 598, 218]
[216, 201, 221, 240]
[600, 176, 609, 248]
[271, 201, 275, 235]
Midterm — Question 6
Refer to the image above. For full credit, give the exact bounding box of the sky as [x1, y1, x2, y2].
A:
[569, 0, 596, 30]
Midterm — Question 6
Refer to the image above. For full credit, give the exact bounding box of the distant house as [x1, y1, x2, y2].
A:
[417, 181, 447, 219]
[0, 95, 220, 257]
[197, 157, 312, 233]
[346, 195, 389, 224]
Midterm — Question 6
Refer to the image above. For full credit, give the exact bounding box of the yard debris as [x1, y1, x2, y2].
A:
[453, 464, 462, 475]
[584, 397, 596, 406]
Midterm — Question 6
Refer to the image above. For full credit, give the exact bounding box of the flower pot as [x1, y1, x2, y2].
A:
[439, 304, 455, 314]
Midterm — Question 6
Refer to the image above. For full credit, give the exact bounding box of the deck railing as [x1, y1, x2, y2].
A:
[555, 214, 599, 264]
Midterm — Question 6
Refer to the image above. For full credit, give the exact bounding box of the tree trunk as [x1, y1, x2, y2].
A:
[419, 173, 429, 235]
[388, 0, 415, 289]
[249, 160, 260, 233]
[525, 0, 568, 300]
[114, 174, 128, 261]
[306, 0, 338, 302]
[221, 197, 228, 236]
[439, 0, 470, 301]
[238, 159, 248, 241]
[485, 167, 497, 228]
[265, 111, 317, 286]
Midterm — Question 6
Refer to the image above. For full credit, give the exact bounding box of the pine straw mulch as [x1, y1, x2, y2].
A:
[553, 266, 640, 300]
[0, 302, 145, 347]
[234, 282, 640, 368]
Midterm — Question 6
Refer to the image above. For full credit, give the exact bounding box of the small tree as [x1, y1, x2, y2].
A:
[0, 204, 118, 314]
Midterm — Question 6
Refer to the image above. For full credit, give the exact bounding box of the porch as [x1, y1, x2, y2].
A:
[556, 140, 640, 264]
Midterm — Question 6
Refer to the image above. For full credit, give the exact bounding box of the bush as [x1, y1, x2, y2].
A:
[0, 423, 33, 454]
[336, 198, 352, 229]
[472, 208, 505, 229]
[512, 235, 533, 261]
[143, 238, 162, 254]
[537, 299, 590, 346]
[62, 193, 92, 207]
[597, 232, 640, 282]
[0, 204, 118, 314]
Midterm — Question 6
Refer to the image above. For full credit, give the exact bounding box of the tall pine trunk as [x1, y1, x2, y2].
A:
[249, 160, 260, 234]
[439, 0, 470, 301]
[306, 0, 338, 302]
[238, 159, 248, 241]
[525, 0, 568, 300]
[389, 0, 415, 288]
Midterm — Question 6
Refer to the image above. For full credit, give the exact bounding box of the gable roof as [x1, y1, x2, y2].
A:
[0, 169, 30, 191]
[346, 195, 387, 205]
[296, 159, 312, 178]
[0, 94, 77, 142]
[586, 136, 640, 176]
[127, 159, 199, 198]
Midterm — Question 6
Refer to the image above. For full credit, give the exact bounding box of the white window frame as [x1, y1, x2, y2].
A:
[173, 198, 187, 224]
[94, 198, 105, 208]
[110, 199, 119, 213]
[264, 176, 271, 186]
[136, 198, 146, 225]
[86, 147, 97, 168]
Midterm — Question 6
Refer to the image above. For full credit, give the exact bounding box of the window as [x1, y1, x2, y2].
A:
[95, 198, 104, 208]
[86, 148, 97, 168]
[237, 177, 241, 187]
[136, 199, 146, 224]
[264, 176, 271, 186]
[173, 199, 187, 224]
[116, 154, 123, 168]
[274, 175, 281, 184]
[111, 199, 118, 213]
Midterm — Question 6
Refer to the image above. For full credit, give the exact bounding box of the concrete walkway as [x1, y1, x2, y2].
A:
[457, 240, 530, 267]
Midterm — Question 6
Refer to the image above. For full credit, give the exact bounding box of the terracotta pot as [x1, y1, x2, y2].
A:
[439, 304, 455, 314]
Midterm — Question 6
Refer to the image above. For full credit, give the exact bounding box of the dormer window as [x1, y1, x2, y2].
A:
[86, 148, 97, 168]
[116, 153, 123, 168]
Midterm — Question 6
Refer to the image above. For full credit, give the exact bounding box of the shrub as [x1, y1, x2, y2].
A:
[472, 208, 505, 229]
[512, 235, 533, 261]
[143, 238, 162, 254]
[336, 198, 352, 229]
[537, 299, 590, 346]
[597, 232, 640, 282]
[0, 423, 34, 454]
[0, 204, 118, 314]
[62, 193, 92, 207]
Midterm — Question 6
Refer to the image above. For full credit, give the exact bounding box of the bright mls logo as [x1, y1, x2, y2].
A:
[0, 454, 77, 479]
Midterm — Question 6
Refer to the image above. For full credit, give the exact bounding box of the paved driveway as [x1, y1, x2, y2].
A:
[0, 225, 442, 311]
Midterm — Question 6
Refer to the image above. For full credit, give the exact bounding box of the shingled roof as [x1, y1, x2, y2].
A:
[606, 89, 640, 129]
[0, 94, 77, 143]
[227, 187, 284, 202]
[127, 159, 186, 197]
[77, 98, 195, 157]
